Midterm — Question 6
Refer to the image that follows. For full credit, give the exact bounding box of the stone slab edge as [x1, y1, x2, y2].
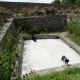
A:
[59, 34, 80, 55]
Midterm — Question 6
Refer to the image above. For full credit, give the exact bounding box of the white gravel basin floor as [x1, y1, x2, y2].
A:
[22, 39, 80, 75]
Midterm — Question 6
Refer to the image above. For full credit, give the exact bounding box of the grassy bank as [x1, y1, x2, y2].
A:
[67, 21, 80, 46]
[27, 68, 80, 80]
[67, 34, 80, 46]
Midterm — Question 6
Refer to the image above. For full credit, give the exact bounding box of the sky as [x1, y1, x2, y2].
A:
[0, 0, 54, 3]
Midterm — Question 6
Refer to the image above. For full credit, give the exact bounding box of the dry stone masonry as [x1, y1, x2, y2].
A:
[14, 15, 67, 32]
[0, 2, 75, 11]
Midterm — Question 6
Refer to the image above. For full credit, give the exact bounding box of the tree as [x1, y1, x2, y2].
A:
[51, 0, 61, 4]
[61, 0, 76, 4]
[76, 0, 80, 7]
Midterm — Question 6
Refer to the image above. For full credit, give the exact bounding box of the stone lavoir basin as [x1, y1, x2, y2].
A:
[22, 34, 80, 75]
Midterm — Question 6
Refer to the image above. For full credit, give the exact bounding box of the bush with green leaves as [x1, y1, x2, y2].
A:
[67, 21, 80, 37]
[67, 21, 76, 34]
[0, 7, 12, 25]
[0, 35, 19, 80]
[73, 8, 80, 14]
[65, 8, 74, 14]
[45, 6, 57, 15]
[73, 24, 80, 37]
[21, 8, 28, 17]
[76, 0, 80, 7]
[35, 9, 44, 15]
[51, 0, 61, 4]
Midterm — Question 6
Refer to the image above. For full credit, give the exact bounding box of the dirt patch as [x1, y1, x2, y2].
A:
[60, 31, 68, 36]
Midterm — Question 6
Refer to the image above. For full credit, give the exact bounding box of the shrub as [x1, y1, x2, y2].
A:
[45, 6, 57, 15]
[67, 21, 80, 37]
[21, 8, 28, 17]
[0, 7, 12, 25]
[74, 24, 80, 37]
[36, 9, 44, 15]
[64, 8, 73, 14]
[0, 35, 19, 80]
[22, 12, 28, 17]
[31, 27, 39, 34]
[73, 8, 80, 14]
[58, 9, 67, 14]
[28, 7, 38, 16]
[67, 21, 76, 34]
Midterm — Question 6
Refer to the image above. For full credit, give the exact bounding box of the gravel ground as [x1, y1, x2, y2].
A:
[22, 39, 80, 75]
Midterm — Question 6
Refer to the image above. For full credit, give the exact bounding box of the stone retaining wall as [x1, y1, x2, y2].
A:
[67, 14, 80, 23]
[0, 2, 75, 11]
[14, 15, 67, 32]
[0, 19, 16, 51]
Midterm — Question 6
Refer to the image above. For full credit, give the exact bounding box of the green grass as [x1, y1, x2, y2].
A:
[27, 68, 80, 80]
[67, 21, 80, 46]
[67, 34, 80, 46]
